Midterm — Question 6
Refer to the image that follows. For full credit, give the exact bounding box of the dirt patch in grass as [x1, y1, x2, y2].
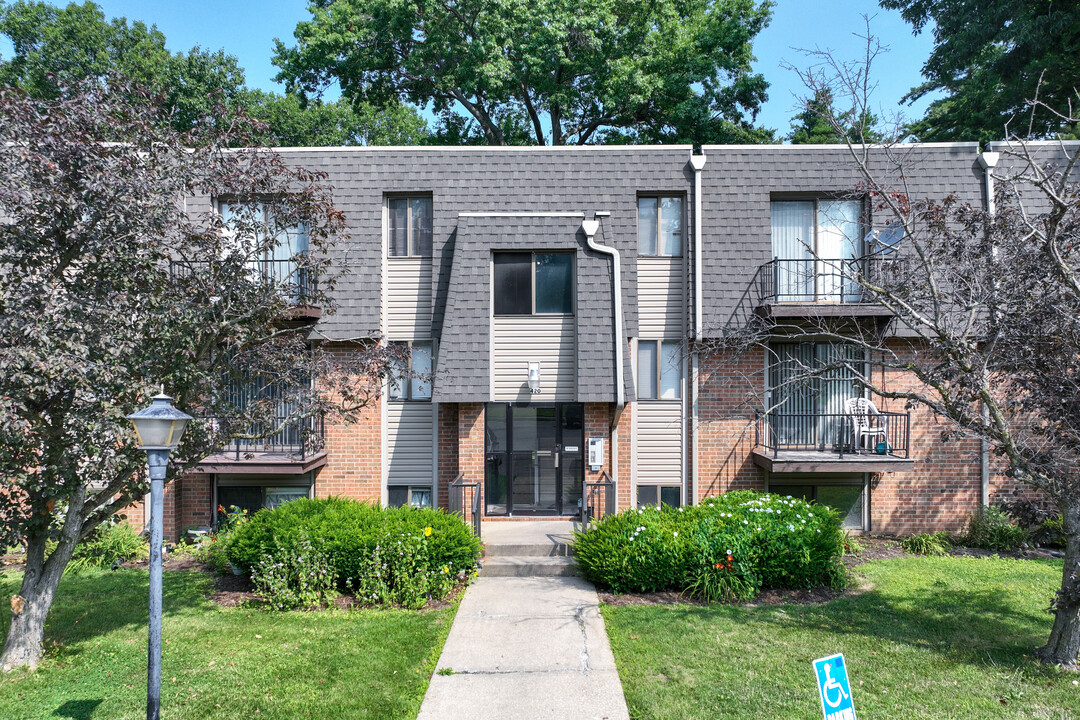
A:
[843, 535, 906, 566]
[599, 590, 707, 607]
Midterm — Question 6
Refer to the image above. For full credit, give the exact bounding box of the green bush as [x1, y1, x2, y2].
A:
[573, 491, 847, 600]
[901, 531, 952, 556]
[961, 506, 1026, 552]
[225, 497, 480, 608]
[251, 531, 338, 610]
[67, 521, 148, 573]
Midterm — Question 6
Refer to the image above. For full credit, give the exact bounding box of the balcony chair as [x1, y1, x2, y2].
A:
[845, 397, 888, 453]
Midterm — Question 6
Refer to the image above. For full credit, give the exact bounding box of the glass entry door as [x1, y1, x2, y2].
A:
[485, 403, 583, 515]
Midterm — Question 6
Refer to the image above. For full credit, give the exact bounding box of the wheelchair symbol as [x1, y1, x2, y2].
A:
[822, 662, 850, 708]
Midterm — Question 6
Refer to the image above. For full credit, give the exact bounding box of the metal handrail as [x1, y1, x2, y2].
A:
[757, 256, 880, 305]
[449, 474, 481, 537]
[170, 258, 319, 307]
[755, 410, 910, 458]
[581, 470, 617, 532]
[208, 413, 325, 460]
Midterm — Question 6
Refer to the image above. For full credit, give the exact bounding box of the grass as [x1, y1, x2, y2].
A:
[602, 556, 1076, 720]
[0, 568, 457, 720]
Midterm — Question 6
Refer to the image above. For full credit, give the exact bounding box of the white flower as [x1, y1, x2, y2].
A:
[673, 532, 678, 537]
[726, 549, 732, 555]
[743, 520, 749, 525]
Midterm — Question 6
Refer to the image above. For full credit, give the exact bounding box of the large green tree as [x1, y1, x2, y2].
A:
[242, 90, 428, 147]
[882, 0, 1080, 142]
[273, 0, 775, 145]
[787, 87, 883, 144]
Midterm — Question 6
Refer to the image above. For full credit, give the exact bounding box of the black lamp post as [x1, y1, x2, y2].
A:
[127, 392, 192, 720]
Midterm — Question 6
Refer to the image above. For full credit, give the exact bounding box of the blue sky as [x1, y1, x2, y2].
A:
[1, 0, 940, 139]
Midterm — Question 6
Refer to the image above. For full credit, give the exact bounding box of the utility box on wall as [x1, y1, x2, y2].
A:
[588, 437, 604, 472]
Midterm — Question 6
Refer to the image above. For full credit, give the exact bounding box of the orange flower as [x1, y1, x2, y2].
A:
[217, 505, 225, 513]
[714, 562, 722, 569]
[726, 554, 733, 562]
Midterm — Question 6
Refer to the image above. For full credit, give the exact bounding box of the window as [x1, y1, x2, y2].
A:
[216, 482, 310, 521]
[218, 201, 312, 303]
[638, 196, 683, 256]
[388, 197, 432, 257]
[637, 485, 681, 508]
[769, 483, 865, 530]
[219, 201, 309, 260]
[389, 341, 433, 400]
[637, 340, 682, 399]
[768, 342, 863, 446]
[388, 486, 433, 508]
[771, 199, 863, 301]
[493, 252, 573, 315]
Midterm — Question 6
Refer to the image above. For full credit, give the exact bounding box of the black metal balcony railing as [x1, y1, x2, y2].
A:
[758, 257, 869, 305]
[214, 413, 325, 461]
[170, 259, 318, 307]
[754, 411, 910, 459]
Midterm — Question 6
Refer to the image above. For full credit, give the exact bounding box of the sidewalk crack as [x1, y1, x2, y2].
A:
[575, 604, 592, 674]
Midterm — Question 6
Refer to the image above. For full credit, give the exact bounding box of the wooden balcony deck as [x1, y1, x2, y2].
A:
[192, 449, 327, 475]
[752, 447, 914, 474]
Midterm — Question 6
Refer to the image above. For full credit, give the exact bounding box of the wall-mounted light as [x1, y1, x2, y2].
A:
[528, 361, 541, 394]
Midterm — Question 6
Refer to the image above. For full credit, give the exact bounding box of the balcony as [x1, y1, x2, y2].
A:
[170, 259, 321, 321]
[754, 257, 895, 320]
[193, 414, 327, 474]
[752, 411, 914, 473]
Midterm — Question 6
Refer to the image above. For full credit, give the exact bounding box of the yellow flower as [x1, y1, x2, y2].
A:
[424, 526, 433, 537]
[442, 566, 449, 574]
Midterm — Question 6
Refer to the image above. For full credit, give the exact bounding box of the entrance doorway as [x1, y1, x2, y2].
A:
[484, 403, 584, 516]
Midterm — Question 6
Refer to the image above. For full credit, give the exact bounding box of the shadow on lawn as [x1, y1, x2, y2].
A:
[0, 569, 213, 656]
[52, 699, 103, 719]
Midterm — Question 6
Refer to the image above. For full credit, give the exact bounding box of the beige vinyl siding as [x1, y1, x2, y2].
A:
[635, 401, 683, 484]
[637, 256, 684, 337]
[385, 402, 434, 484]
[492, 315, 576, 401]
[386, 257, 433, 339]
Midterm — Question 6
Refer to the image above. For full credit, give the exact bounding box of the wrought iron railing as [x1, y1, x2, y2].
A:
[170, 259, 318, 307]
[214, 413, 325, 461]
[758, 257, 869, 304]
[449, 474, 482, 537]
[754, 410, 910, 459]
[580, 470, 617, 532]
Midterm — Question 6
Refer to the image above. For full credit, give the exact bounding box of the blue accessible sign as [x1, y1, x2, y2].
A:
[812, 653, 857, 720]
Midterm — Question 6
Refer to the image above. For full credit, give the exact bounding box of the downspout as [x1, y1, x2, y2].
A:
[978, 150, 1000, 509]
[690, 152, 707, 505]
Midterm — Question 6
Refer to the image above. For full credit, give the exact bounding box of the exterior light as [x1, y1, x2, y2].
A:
[528, 362, 541, 394]
[126, 391, 192, 720]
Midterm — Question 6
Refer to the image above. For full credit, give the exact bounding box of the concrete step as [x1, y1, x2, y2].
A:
[480, 555, 579, 577]
[484, 542, 574, 557]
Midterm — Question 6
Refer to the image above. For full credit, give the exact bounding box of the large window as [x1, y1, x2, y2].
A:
[493, 252, 574, 315]
[769, 480, 866, 530]
[638, 196, 683, 256]
[389, 341, 433, 400]
[216, 479, 311, 522]
[768, 342, 863, 447]
[388, 485, 433, 508]
[388, 196, 432, 257]
[637, 340, 682, 399]
[771, 199, 863, 301]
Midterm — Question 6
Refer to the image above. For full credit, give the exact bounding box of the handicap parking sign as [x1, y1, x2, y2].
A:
[812, 653, 857, 720]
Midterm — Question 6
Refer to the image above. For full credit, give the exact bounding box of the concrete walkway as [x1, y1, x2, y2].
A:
[417, 576, 630, 720]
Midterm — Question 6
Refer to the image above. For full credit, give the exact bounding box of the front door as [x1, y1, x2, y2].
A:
[484, 403, 584, 516]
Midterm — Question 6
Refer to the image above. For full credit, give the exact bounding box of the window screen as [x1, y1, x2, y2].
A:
[493, 252, 532, 315]
[388, 197, 432, 257]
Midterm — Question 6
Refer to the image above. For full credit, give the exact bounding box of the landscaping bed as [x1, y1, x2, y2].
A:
[602, 554, 1073, 720]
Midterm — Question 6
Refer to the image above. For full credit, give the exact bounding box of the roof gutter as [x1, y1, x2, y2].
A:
[581, 213, 625, 425]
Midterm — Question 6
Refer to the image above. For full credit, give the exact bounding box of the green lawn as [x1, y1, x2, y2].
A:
[0, 568, 456, 720]
[602, 556, 1076, 720]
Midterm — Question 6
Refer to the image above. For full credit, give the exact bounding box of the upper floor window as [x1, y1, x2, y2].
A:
[638, 196, 683, 256]
[219, 201, 308, 260]
[388, 196, 432, 257]
[637, 339, 682, 399]
[389, 341, 433, 400]
[771, 199, 863, 302]
[493, 252, 574, 315]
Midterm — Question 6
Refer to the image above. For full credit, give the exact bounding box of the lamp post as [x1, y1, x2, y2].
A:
[127, 392, 192, 720]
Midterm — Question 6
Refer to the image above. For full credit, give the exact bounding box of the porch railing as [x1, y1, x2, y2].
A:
[449, 474, 482, 537]
[754, 410, 910, 459]
[757, 257, 869, 304]
[580, 470, 617, 532]
[214, 413, 324, 461]
[170, 259, 318, 307]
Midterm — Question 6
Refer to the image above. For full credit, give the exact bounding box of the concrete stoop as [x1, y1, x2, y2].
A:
[479, 520, 580, 577]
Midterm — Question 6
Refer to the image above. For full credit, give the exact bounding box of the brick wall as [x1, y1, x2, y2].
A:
[615, 402, 633, 509]
[696, 346, 767, 501]
[438, 403, 459, 510]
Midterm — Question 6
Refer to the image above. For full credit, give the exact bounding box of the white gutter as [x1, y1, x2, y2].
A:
[978, 150, 1000, 508]
[690, 153, 707, 341]
[581, 214, 625, 422]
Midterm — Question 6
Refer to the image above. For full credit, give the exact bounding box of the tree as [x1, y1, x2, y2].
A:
[787, 87, 883, 144]
[882, 0, 1080, 142]
[0, 0, 249, 133]
[0, 80, 404, 671]
[272, 0, 775, 146]
[241, 91, 429, 147]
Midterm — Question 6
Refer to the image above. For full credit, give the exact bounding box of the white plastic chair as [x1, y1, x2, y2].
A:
[845, 397, 887, 452]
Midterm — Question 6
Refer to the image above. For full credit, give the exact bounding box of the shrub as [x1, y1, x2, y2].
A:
[573, 491, 847, 600]
[901, 532, 952, 556]
[961, 506, 1026, 552]
[225, 497, 480, 608]
[999, 500, 1066, 548]
[67, 521, 148, 573]
[251, 532, 338, 610]
[195, 535, 232, 575]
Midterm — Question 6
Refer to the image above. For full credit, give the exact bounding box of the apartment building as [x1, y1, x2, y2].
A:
[158, 143, 1031, 539]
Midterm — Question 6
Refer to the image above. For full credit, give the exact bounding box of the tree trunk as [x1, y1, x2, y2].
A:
[1037, 497, 1080, 669]
[1, 532, 75, 671]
